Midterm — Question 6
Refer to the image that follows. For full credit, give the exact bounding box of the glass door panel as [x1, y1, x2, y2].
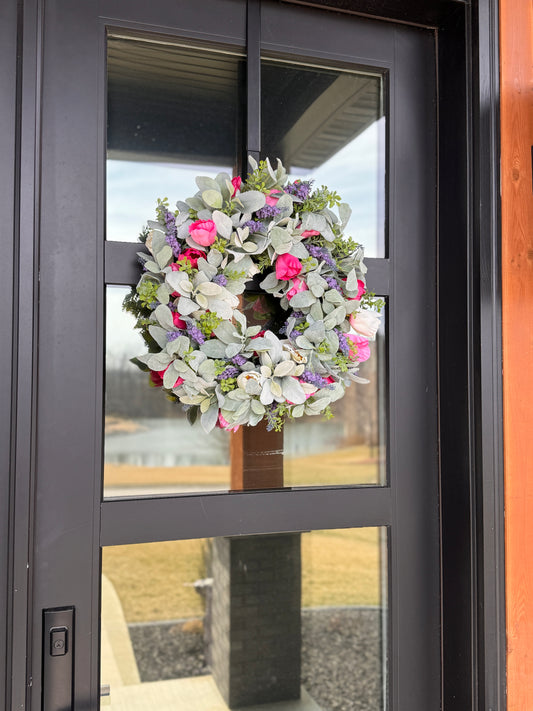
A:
[101, 527, 388, 711]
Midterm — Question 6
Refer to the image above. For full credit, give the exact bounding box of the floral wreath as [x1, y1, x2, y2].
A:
[124, 157, 383, 433]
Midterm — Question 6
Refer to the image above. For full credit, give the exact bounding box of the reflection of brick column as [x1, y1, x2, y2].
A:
[210, 534, 301, 708]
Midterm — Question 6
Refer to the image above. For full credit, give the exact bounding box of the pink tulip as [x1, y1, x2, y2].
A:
[349, 310, 381, 340]
[301, 230, 321, 239]
[150, 368, 184, 388]
[287, 277, 308, 300]
[345, 334, 371, 362]
[265, 189, 281, 206]
[188, 219, 217, 246]
[172, 312, 186, 329]
[275, 253, 302, 280]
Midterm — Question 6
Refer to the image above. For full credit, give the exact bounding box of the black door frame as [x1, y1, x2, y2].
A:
[2, 1, 505, 711]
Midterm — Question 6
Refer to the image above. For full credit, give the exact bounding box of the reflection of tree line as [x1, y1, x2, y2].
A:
[106, 347, 381, 447]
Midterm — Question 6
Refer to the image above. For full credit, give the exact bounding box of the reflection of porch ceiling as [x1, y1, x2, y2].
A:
[107, 38, 382, 170]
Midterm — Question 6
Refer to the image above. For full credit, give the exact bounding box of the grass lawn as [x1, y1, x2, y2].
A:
[102, 527, 384, 623]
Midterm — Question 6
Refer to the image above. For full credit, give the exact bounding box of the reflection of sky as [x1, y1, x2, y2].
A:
[106, 119, 385, 255]
[106, 286, 147, 365]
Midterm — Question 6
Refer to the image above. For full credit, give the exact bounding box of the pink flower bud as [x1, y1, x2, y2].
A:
[345, 334, 371, 362]
[231, 176, 242, 197]
[286, 277, 308, 300]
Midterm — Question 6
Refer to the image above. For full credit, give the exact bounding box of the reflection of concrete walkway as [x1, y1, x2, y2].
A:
[107, 678, 320, 711]
[104, 484, 227, 498]
[102, 575, 321, 711]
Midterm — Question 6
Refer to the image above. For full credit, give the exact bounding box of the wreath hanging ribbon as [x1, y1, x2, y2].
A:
[124, 157, 383, 433]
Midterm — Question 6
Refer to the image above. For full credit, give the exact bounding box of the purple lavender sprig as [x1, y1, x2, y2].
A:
[306, 245, 337, 270]
[242, 220, 264, 234]
[232, 354, 247, 366]
[335, 329, 350, 356]
[256, 205, 281, 220]
[284, 180, 313, 201]
[187, 324, 205, 345]
[166, 331, 181, 342]
[325, 276, 342, 293]
[213, 274, 228, 286]
[163, 208, 181, 258]
[218, 366, 240, 380]
[300, 370, 334, 389]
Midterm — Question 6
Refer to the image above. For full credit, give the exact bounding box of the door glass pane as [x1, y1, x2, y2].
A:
[104, 288, 386, 497]
[106, 37, 244, 242]
[261, 59, 386, 258]
[101, 528, 388, 710]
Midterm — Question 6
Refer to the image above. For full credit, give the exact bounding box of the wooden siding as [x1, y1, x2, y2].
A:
[500, 0, 533, 707]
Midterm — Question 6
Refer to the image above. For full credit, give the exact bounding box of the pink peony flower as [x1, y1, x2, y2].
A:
[301, 230, 321, 239]
[349, 310, 381, 340]
[150, 368, 184, 388]
[231, 176, 242, 197]
[173, 247, 206, 269]
[345, 334, 371, 362]
[275, 253, 302, 280]
[188, 219, 217, 246]
[218, 412, 240, 433]
[265, 189, 281, 206]
[286, 277, 308, 300]
[173, 311, 186, 329]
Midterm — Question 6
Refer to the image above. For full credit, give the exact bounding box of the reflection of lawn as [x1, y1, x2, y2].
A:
[104, 445, 382, 488]
[102, 528, 383, 623]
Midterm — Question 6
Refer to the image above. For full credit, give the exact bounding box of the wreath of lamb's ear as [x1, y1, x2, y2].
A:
[124, 158, 382, 433]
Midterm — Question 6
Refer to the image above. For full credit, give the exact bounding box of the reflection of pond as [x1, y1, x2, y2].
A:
[104, 417, 352, 467]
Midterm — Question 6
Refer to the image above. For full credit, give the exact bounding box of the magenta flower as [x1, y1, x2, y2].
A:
[286, 277, 308, 300]
[346, 334, 371, 362]
[172, 311, 186, 329]
[265, 189, 282, 206]
[174, 247, 206, 269]
[275, 253, 303, 280]
[231, 176, 242, 197]
[218, 412, 240, 433]
[188, 219, 217, 246]
[301, 229, 321, 239]
[150, 368, 184, 388]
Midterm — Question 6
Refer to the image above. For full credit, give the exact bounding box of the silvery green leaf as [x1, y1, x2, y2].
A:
[147, 352, 172, 370]
[148, 325, 168, 349]
[207, 249, 224, 267]
[212, 209, 233, 239]
[274, 360, 296, 377]
[237, 190, 266, 213]
[324, 289, 344, 305]
[322, 207, 339, 225]
[259, 271, 279, 291]
[196, 259, 217, 280]
[196, 176, 221, 193]
[235, 400, 252, 419]
[260, 381, 274, 405]
[177, 296, 199, 315]
[156, 283, 170, 304]
[321, 223, 336, 242]
[291, 404, 305, 418]
[186, 407, 199, 426]
[346, 268, 358, 292]
[281, 377, 306, 405]
[296, 335, 313, 350]
[163, 365, 179, 389]
[290, 241, 309, 259]
[186, 196, 204, 210]
[207, 299, 233, 320]
[197, 281, 223, 296]
[200, 340, 227, 358]
[348, 373, 370, 384]
[175, 211, 189, 227]
[276, 193, 294, 218]
[197, 209, 213, 221]
[200, 397, 211, 414]
[301, 212, 327, 233]
[339, 202, 352, 227]
[187, 350, 207, 373]
[251, 399, 266, 416]
[225, 343, 243, 359]
[305, 321, 325, 344]
[192, 271, 209, 288]
[228, 389, 249, 401]
[310, 284, 324, 298]
[265, 157, 277, 180]
[198, 358, 216, 382]
[180, 395, 205, 405]
[306, 396, 331, 413]
[310, 302, 323, 321]
[150, 231, 167, 254]
[326, 330, 339, 354]
[288, 291, 316, 308]
[225, 279, 246, 295]
[271, 226, 292, 249]
[270, 379, 283, 398]
[133, 353, 151, 366]
[196, 293, 209, 309]
[264, 331, 282, 361]
[233, 309, 246, 331]
[176, 201, 190, 212]
[248, 411, 264, 427]
[244, 337, 270, 352]
[248, 154, 258, 171]
[144, 260, 161, 273]
[323, 300, 335, 315]
[202, 189, 223, 209]
[166, 270, 190, 294]
[214, 321, 239, 344]
[154, 304, 175, 330]
[246, 325, 262, 338]
[216, 171, 232, 194]
[147, 220, 164, 230]
[241, 241, 258, 253]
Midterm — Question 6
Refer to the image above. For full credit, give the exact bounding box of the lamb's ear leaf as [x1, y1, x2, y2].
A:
[201, 402, 220, 433]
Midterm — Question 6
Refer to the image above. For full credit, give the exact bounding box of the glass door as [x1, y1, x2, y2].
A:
[33, 2, 438, 710]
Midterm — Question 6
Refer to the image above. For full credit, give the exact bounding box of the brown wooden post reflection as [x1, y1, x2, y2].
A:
[230, 421, 283, 490]
[230, 289, 284, 491]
